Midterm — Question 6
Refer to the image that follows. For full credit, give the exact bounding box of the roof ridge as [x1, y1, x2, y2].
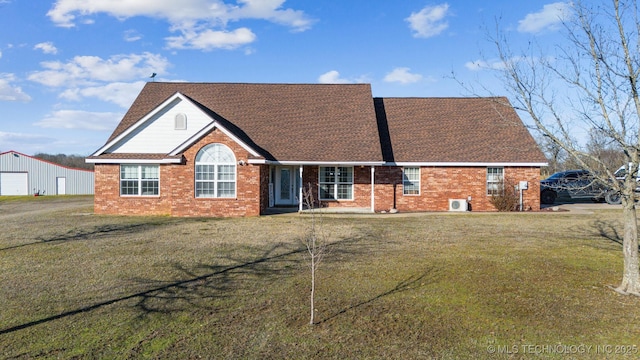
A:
[147, 81, 372, 86]
[374, 96, 509, 100]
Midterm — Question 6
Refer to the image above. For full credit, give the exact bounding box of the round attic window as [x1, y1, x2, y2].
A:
[175, 113, 187, 130]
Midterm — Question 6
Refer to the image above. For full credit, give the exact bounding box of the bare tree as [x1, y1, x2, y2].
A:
[585, 128, 626, 173]
[536, 133, 567, 176]
[301, 183, 329, 325]
[488, 0, 640, 295]
[33, 153, 95, 170]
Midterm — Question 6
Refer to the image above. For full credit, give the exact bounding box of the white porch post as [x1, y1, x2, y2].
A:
[299, 165, 304, 212]
[371, 166, 375, 213]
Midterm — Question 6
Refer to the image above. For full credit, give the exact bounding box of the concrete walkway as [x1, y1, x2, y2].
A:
[542, 202, 621, 214]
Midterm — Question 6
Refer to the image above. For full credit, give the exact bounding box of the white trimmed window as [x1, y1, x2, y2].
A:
[120, 165, 159, 196]
[319, 166, 353, 200]
[403, 167, 420, 195]
[195, 143, 236, 198]
[487, 167, 504, 195]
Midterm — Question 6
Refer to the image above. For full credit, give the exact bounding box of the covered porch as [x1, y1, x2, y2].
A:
[264, 163, 383, 213]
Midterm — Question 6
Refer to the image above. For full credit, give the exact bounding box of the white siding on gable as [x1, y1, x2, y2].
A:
[110, 98, 213, 154]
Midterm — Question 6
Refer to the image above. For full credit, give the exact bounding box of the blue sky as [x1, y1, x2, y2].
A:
[0, 1, 573, 155]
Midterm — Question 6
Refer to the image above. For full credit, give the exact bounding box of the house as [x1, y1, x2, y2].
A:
[86, 82, 547, 217]
[0, 150, 94, 196]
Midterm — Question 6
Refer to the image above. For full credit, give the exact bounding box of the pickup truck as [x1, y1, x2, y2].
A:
[601, 165, 640, 205]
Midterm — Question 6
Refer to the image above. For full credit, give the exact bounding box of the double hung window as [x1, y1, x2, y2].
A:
[120, 165, 159, 196]
[319, 166, 353, 200]
[403, 167, 420, 195]
[487, 167, 504, 195]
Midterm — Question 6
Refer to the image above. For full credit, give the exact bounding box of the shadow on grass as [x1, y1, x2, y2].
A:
[0, 241, 307, 335]
[131, 241, 305, 315]
[317, 267, 438, 325]
[590, 219, 640, 250]
[0, 220, 177, 251]
[0, 232, 383, 335]
[130, 231, 386, 315]
[592, 219, 623, 244]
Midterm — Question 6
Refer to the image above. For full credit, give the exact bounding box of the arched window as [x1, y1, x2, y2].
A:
[195, 143, 236, 198]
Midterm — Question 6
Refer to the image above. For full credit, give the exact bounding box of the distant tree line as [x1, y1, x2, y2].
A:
[33, 153, 94, 170]
[538, 128, 626, 177]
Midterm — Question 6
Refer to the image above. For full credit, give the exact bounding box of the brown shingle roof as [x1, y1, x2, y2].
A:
[106, 82, 383, 163]
[96, 83, 545, 165]
[375, 97, 547, 163]
[86, 153, 183, 161]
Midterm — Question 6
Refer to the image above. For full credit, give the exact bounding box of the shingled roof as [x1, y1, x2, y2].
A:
[105, 82, 383, 163]
[92, 82, 545, 165]
[375, 97, 547, 164]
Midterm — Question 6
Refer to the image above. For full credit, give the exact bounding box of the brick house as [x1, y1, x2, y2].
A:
[86, 82, 547, 217]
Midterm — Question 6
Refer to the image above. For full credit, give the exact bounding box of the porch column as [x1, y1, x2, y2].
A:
[371, 166, 375, 213]
[299, 165, 304, 212]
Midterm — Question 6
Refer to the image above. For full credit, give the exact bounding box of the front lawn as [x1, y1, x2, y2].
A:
[0, 200, 638, 359]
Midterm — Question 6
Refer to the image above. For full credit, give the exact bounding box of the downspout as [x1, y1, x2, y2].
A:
[371, 166, 375, 213]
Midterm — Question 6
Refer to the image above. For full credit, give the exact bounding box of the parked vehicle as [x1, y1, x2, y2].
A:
[540, 170, 608, 205]
[601, 165, 640, 205]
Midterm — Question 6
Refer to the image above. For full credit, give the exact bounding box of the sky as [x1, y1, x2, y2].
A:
[0, 0, 575, 156]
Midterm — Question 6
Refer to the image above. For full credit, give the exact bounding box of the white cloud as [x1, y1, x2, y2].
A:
[0, 73, 31, 102]
[35, 110, 123, 131]
[318, 70, 350, 84]
[383, 67, 423, 84]
[47, 0, 314, 49]
[406, 3, 450, 38]
[0, 131, 53, 146]
[34, 41, 58, 54]
[518, 2, 572, 33]
[229, 0, 314, 32]
[28, 52, 170, 87]
[60, 81, 146, 108]
[165, 27, 256, 51]
[465, 59, 502, 71]
[465, 56, 538, 71]
[124, 30, 142, 42]
[317, 70, 369, 84]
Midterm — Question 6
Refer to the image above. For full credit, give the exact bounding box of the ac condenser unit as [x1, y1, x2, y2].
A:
[449, 199, 468, 212]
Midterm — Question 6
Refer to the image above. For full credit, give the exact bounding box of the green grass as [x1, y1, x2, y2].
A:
[0, 194, 93, 202]
[1, 199, 639, 359]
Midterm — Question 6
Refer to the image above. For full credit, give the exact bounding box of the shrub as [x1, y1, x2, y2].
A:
[489, 177, 521, 211]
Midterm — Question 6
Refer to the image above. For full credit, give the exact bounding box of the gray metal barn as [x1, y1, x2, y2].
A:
[0, 150, 94, 196]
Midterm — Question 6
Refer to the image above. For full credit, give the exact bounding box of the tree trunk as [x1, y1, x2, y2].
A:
[616, 198, 640, 296]
[310, 254, 315, 325]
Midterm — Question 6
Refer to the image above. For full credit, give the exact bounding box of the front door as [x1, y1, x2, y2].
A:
[275, 166, 297, 205]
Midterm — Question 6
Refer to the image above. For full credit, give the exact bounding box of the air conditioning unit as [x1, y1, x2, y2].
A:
[449, 199, 468, 212]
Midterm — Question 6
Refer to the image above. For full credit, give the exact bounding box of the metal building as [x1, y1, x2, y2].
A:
[0, 150, 94, 196]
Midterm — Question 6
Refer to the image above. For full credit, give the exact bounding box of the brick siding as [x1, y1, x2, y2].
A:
[93, 128, 263, 217]
[374, 166, 540, 212]
[94, 131, 541, 217]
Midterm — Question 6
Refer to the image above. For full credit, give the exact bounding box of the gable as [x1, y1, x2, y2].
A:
[98, 94, 212, 155]
[101, 82, 384, 163]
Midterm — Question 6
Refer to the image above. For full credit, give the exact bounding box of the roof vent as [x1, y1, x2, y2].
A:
[175, 113, 187, 130]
